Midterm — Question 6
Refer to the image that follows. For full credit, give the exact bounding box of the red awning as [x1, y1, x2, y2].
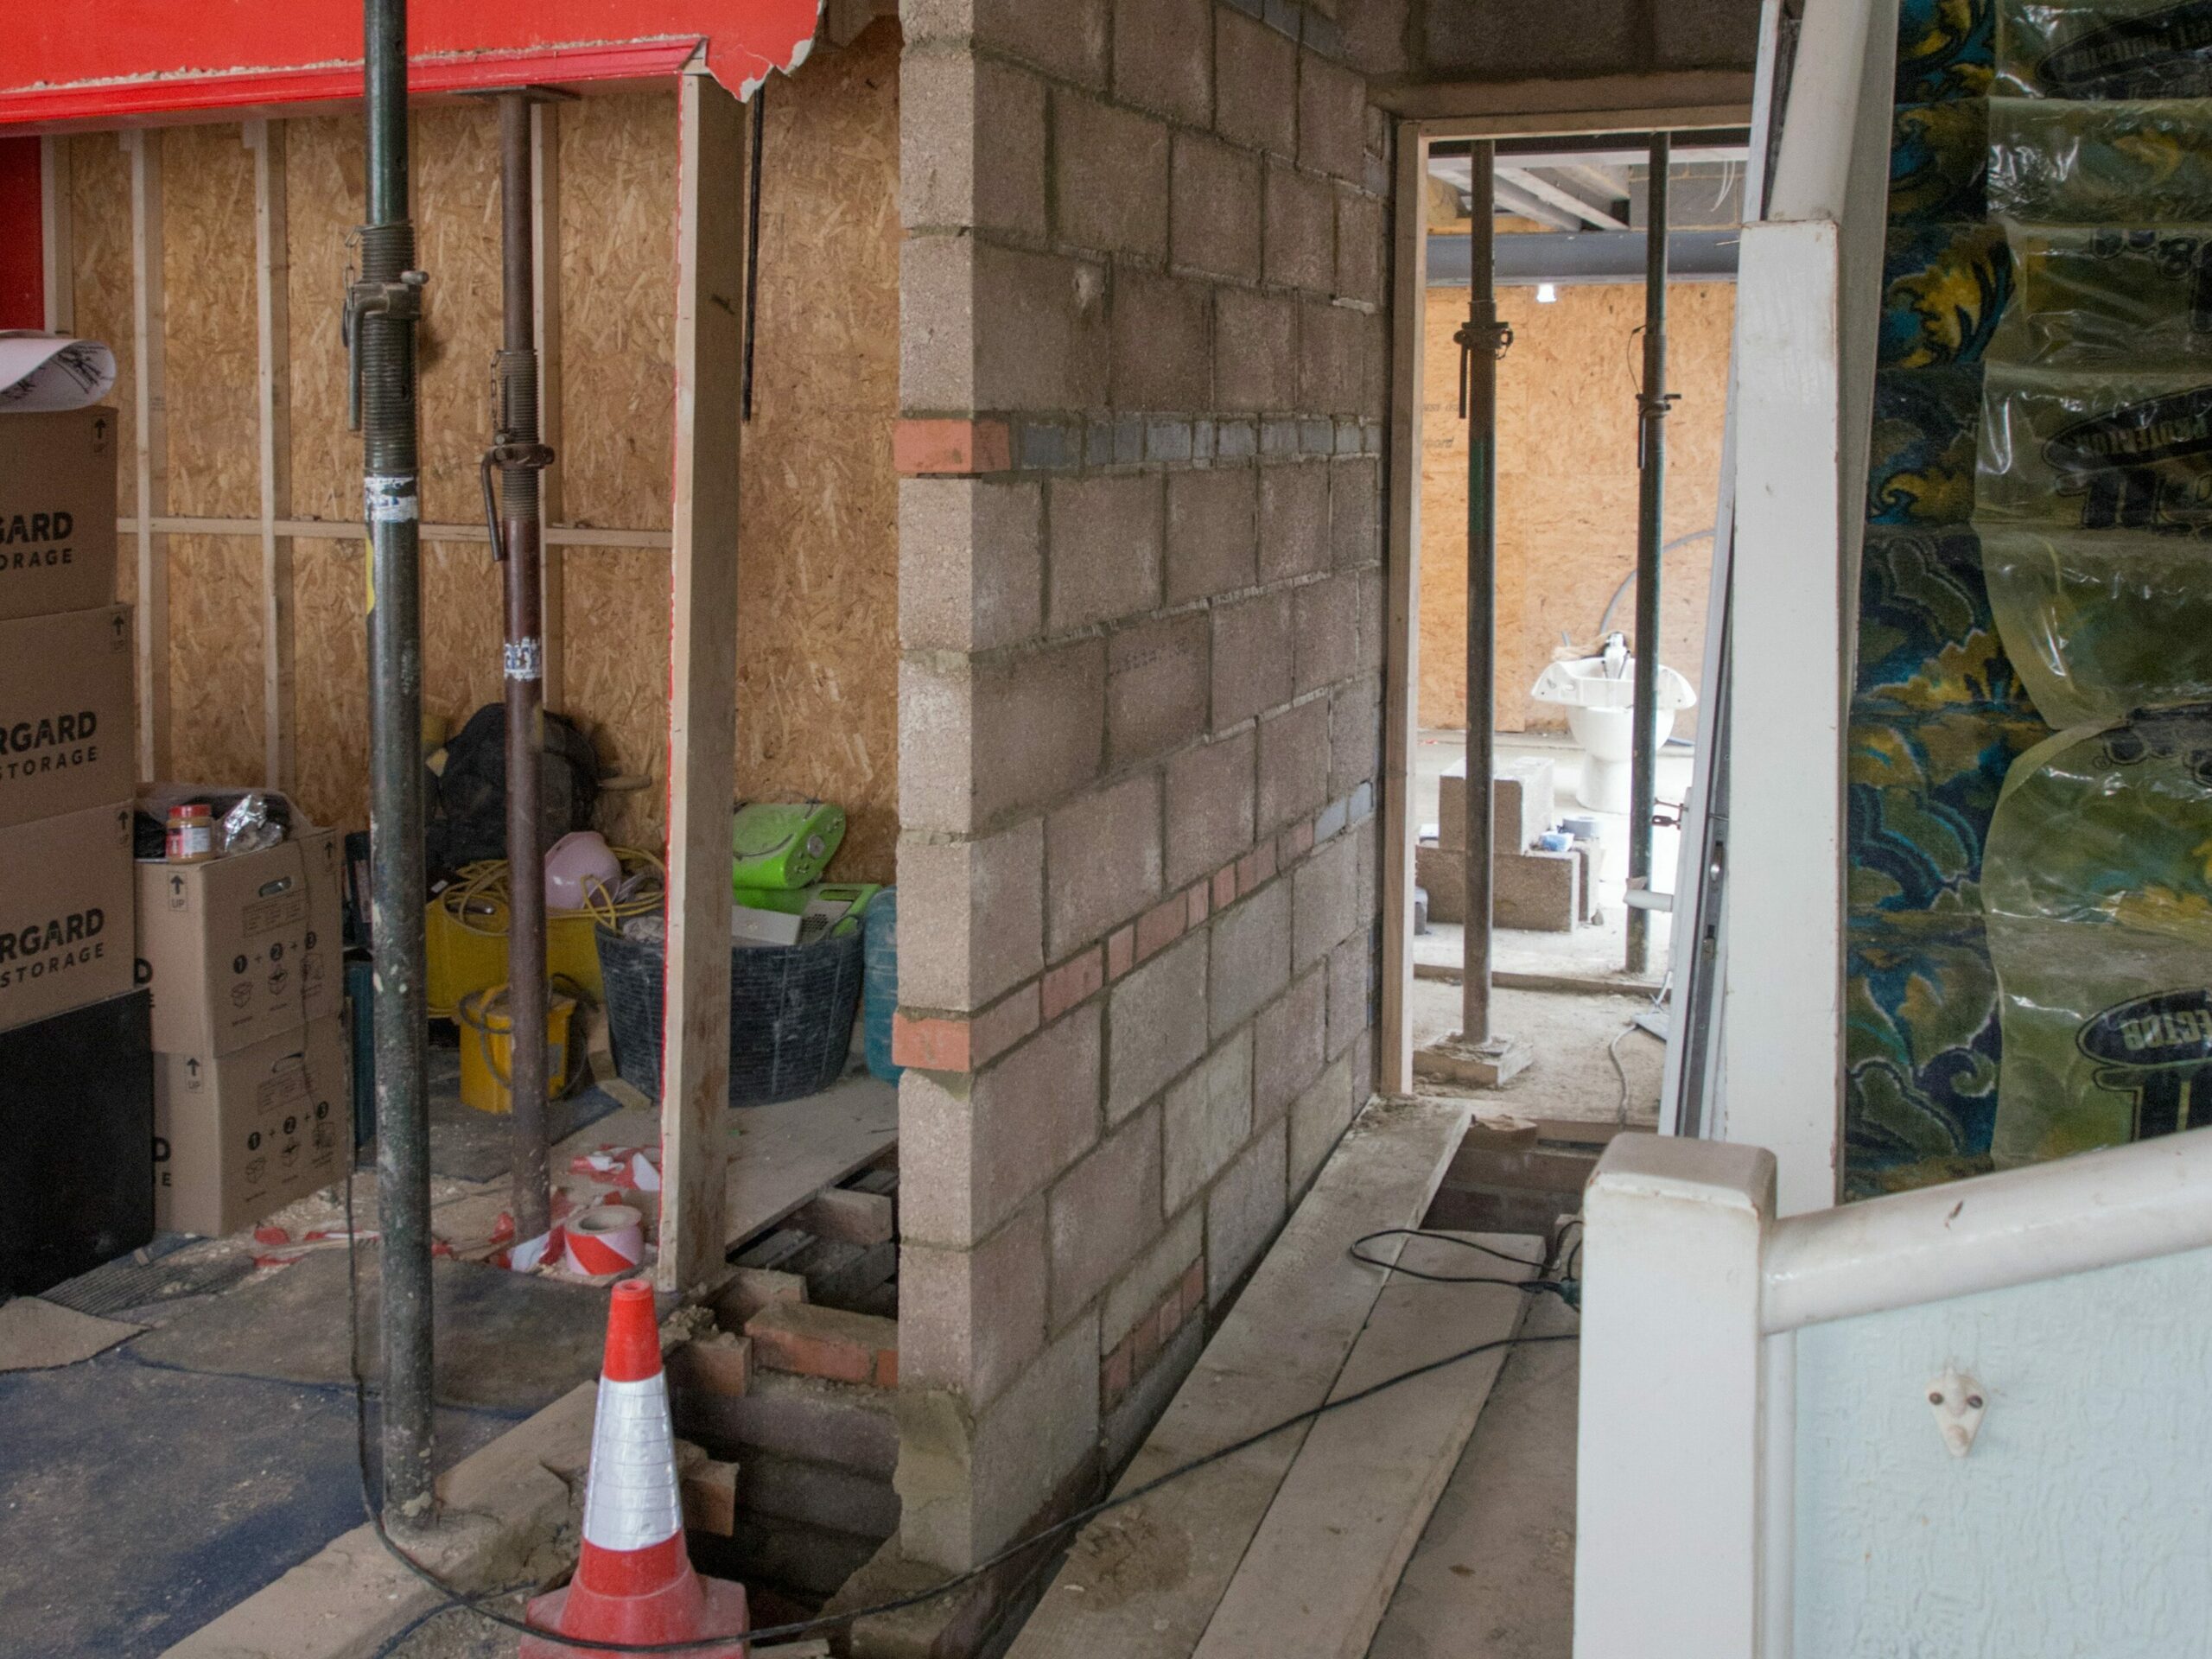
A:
[0, 0, 823, 128]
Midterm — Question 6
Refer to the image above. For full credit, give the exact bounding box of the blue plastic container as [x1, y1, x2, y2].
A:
[863, 887, 901, 1084]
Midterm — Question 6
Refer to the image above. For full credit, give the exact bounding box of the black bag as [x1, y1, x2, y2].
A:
[425, 703, 602, 874]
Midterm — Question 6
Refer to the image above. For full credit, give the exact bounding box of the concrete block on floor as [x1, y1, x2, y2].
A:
[1438, 754, 1555, 855]
[669, 1332, 753, 1400]
[746, 1301, 900, 1391]
[1496, 847, 1579, 932]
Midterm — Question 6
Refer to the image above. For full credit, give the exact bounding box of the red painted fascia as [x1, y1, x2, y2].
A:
[0, 0, 821, 129]
[0, 136, 41, 327]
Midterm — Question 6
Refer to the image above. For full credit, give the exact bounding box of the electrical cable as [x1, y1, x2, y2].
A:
[1347, 1227, 1576, 1304]
[340, 1175, 1579, 1654]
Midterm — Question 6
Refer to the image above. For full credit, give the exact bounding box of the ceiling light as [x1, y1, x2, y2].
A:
[1536, 283, 1558, 303]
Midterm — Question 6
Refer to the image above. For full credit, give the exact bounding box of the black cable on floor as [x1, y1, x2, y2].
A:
[339, 1186, 1580, 1656]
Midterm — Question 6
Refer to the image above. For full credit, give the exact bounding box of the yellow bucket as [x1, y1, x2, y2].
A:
[457, 983, 578, 1116]
[426, 893, 608, 1016]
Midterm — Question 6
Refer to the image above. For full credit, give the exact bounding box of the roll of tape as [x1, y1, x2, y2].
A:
[564, 1203, 645, 1276]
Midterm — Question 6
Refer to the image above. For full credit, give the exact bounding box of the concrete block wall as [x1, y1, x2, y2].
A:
[893, 0, 1390, 1574]
[1340, 0, 1763, 85]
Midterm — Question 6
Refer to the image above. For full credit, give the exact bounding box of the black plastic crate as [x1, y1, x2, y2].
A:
[0, 991, 154, 1295]
[597, 918, 864, 1109]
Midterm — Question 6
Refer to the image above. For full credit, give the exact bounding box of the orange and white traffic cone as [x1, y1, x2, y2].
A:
[522, 1278, 748, 1658]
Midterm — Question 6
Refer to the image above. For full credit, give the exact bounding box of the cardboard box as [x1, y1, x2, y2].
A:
[298, 827, 344, 1025]
[154, 1014, 350, 1237]
[137, 838, 314, 1056]
[0, 405, 119, 622]
[0, 603, 134, 829]
[0, 800, 136, 1035]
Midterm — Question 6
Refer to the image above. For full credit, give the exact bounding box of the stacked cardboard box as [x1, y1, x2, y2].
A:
[139, 812, 350, 1236]
[0, 404, 151, 1290]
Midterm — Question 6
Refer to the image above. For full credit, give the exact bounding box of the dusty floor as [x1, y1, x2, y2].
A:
[1410, 977, 1665, 1127]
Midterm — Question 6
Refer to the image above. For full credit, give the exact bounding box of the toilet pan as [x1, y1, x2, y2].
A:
[1529, 644, 1695, 814]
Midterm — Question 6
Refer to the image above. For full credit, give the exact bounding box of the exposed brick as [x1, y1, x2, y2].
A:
[1255, 966, 1327, 1121]
[1211, 589, 1294, 728]
[1325, 930, 1368, 1058]
[900, 1006, 1103, 1249]
[1049, 1103, 1163, 1321]
[1166, 467, 1258, 607]
[1107, 925, 1135, 980]
[1106, 929, 1209, 1122]
[974, 242, 1109, 411]
[1186, 881, 1211, 927]
[1280, 816, 1317, 863]
[1292, 571, 1360, 697]
[1289, 1049, 1357, 1192]
[1041, 946, 1105, 1022]
[1336, 185, 1386, 307]
[1100, 1202, 1202, 1350]
[1207, 1116, 1289, 1304]
[1328, 457, 1381, 569]
[1297, 50, 1369, 184]
[1292, 828, 1358, 969]
[1164, 1028, 1254, 1211]
[1216, 6, 1299, 156]
[894, 1011, 974, 1073]
[971, 983, 1043, 1068]
[1264, 161, 1337, 294]
[1215, 287, 1297, 413]
[1258, 696, 1331, 832]
[1171, 134, 1262, 283]
[1112, 270, 1213, 412]
[1135, 893, 1188, 962]
[894, 416, 1014, 477]
[1046, 772, 1164, 959]
[1297, 297, 1364, 416]
[900, 479, 1042, 654]
[1211, 864, 1238, 910]
[1163, 728, 1256, 890]
[1053, 92, 1170, 259]
[902, 1201, 1049, 1409]
[669, 1333, 753, 1400]
[1210, 880, 1293, 1037]
[709, 1268, 808, 1331]
[680, 1457, 740, 1538]
[896, 820, 1045, 1011]
[1048, 473, 1163, 634]
[899, 51, 1047, 238]
[1114, 0, 1214, 126]
[746, 1302, 900, 1390]
[1259, 461, 1332, 584]
[1181, 1257, 1206, 1320]
[1103, 1340, 1133, 1406]
[1236, 838, 1278, 894]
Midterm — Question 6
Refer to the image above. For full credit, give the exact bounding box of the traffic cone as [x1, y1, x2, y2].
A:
[522, 1278, 749, 1658]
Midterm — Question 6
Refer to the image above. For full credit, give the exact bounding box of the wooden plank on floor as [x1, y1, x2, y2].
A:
[1007, 1096, 1471, 1659]
[1191, 1233, 1537, 1659]
[721, 1074, 899, 1250]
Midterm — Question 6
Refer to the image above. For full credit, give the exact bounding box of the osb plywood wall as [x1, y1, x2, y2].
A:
[60, 22, 901, 883]
[1419, 280, 1732, 733]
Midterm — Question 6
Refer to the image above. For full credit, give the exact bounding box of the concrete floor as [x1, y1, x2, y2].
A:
[1410, 977, 1665, 1126]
